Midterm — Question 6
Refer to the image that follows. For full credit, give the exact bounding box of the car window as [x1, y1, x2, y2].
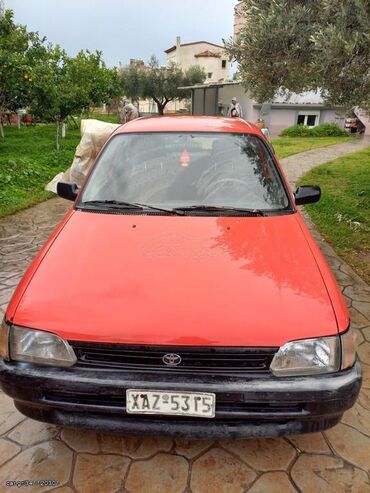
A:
[79, 132, 290, 212]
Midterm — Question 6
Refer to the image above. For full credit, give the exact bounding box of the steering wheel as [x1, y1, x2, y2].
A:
[202, 178, 250, 201]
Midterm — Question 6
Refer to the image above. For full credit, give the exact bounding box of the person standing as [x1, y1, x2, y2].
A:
[227, 97, 243, 118]
[122, 101, 140, 123]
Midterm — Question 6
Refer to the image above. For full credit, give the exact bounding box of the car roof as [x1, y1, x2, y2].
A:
[113, 116, 263, 136]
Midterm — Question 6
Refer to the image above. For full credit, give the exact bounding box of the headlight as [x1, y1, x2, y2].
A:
[0, 319, 10, 360]
[9, 325, 76, 367]
[270, 336, 341, 376]
[341, 327, 357, 370]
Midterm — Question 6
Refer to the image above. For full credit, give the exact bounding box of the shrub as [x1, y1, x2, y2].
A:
[281, 123, 349, 137]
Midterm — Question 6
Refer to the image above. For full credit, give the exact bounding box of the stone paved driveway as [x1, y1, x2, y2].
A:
[0, 139, 369, 493]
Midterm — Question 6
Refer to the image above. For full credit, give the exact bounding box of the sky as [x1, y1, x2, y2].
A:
[6, 0, 237, 67]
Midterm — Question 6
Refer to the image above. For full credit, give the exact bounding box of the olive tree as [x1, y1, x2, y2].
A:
[120, 55, 206, 115]
[226, 0, 370, 109]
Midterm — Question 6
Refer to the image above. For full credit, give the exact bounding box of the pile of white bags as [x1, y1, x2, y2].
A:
[46, 119, 120, 193]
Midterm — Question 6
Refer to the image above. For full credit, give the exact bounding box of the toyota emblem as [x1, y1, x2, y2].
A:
[162, 353, 182, 366]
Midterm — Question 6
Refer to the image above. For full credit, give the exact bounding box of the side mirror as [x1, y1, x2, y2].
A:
[57, 181, 79, 201]
[294, 185, 321, 205]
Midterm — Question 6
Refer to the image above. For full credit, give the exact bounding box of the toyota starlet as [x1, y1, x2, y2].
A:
[0, 116, 361, 437]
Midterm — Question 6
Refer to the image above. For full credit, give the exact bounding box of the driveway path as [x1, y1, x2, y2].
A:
[0, 138, 370, 493]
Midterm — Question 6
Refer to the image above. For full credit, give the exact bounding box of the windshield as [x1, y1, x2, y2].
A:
[79, 132, 290, 213]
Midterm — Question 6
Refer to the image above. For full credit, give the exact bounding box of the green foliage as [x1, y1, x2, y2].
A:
[281, 123, 349, 137]
[0, 9, 121, 146]
[299, 147, 370, 283]
[29, 47, 121, 123]
[120, 56, 206, 114]
[0, 9, 46, 134]
[28, 47, 122, 149]
[227, 0, 370, 109]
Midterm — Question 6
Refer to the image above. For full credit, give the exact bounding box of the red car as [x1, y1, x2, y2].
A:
[0, 117, 361, 438]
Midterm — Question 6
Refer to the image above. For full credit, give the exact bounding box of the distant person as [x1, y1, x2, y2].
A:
[227, 97, 243, 118]
[123, 101, 139, 123]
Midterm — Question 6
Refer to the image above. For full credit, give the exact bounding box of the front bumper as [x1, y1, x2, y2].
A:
[0, 358, 362, 438]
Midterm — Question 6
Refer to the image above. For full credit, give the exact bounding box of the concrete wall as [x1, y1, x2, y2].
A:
[193, 84, 258, 121]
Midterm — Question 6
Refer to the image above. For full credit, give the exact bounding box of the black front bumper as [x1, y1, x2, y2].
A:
[0, 358, 362, 438]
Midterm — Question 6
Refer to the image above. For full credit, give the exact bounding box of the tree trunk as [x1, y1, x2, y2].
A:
[56, 119, 61, 151]
[157, 103, 165, 115]
[0, 110, 4, 139]
[62, 121, 66, 138]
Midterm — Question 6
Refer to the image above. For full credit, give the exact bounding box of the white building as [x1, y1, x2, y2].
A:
[165, 37, 230, 84]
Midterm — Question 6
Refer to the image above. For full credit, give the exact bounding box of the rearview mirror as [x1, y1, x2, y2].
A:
[57, 181, 79, 201]
[294, 186, 321, 205]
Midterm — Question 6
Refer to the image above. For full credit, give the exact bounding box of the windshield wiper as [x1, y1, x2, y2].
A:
[81, 200, 144, 210]
[81, 200, 185, 215]
[173, 205, 266, 216]
[133, 203, 185, 215]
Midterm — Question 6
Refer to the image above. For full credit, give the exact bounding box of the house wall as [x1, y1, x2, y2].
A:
[167, 42, 230, 83]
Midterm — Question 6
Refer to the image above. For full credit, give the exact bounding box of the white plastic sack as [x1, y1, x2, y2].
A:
[46, 119, 120, 193]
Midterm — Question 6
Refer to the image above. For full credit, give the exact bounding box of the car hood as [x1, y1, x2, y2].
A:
[12, 210, 339, 347]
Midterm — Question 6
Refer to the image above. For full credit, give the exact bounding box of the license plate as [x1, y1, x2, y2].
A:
[126, 389, 216, 418]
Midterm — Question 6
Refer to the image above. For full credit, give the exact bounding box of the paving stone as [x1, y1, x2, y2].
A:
[248, 472, 296, 493]
[73, 453, 130, 493]
[363, 326, 370, 342]
[99, 434, 172, 459]
[7, 419, 58, 446]
[357, 342, 370, 365]
[355, 328, 365, 345]
[362, 364, 370, 389]
[325, 423, 370, 471]
[221, 437, 296, 471]
[344, 285, 370, 304]
[174, 438, 214, 459]
[49, 488, 74, 493]
[126, 453, 188, 493]
[191, 448, 256, 493]
[358, 390, 370, 411]
[0, 438, 20, 464]
[288, 433, 331, 454]
[0, 441, 73, 493]
[352, 301, 370, 322]
[341, 401, 370, 437]
[0, 394, 25, 435]
[333, 269, 355, 286]
[291, 454, 370, 493]
[61, 428, 99, 453]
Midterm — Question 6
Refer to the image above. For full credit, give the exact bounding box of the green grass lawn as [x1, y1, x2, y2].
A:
[271, 136, 353, 159]
[299, 147, 370, 283]
[0, 124, 81, 217]
[0, 121, 356, 219]
[0, 114, 120, 218]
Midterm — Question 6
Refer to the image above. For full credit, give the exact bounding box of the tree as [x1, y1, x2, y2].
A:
[226, 0, 370, 110]
[29, 47, 121, 150]
[0, 9, 45, 137]
[120, 55, 206, 115]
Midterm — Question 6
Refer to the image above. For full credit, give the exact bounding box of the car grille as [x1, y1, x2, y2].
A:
[69, 342, 278, 374]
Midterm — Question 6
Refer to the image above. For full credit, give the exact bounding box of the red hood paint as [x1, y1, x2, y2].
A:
[8, 210, 347, 347]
